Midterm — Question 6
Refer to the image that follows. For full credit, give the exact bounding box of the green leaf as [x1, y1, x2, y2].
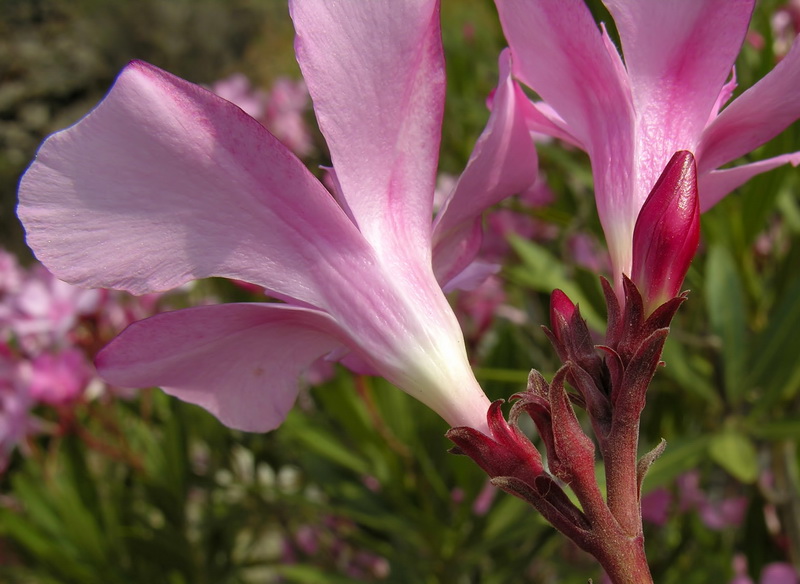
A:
[748, 419, 800, 441]
[704, 245, 748, 405]
[748, 273, 800, 412]
[484, 494, 541, 540]
[660, 336, 720, 406]
[505, 236, 604, 330]
[281, 413, 371, 476]
[272, 564, 365, 584]
[641, 435, 712, 490]
[473, 367, 531, 384]
[708, 430, 759, 484]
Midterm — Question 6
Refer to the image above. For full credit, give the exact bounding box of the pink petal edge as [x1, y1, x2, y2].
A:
[432, 49, 538, 288]
[291, 0, 444, 268]
[17, 60, 368, 309]
[97, 303, 344, 432]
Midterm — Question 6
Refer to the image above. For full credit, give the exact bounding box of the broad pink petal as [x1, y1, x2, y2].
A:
[18, 61, 368, 307]
[602, 0, 753, 274]
[699, 152, 800, 212]
[96, 303, 344, 432]
[605, 0, 754, 161]
[291, 0, 444, 267]
[496, 0, 633, 151]
[432, 50, 538, 287]
[495, 0, 636, 278]
[698, 36, 800, 173]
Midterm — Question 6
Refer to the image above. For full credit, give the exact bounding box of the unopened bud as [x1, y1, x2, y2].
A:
[549, 288, 576, 343]
[631, 151, 700, 313]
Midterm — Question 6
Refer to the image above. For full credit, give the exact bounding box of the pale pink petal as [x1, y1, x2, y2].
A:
[698, 36, 800, 173]
[291, 0, 444, 266]
[442, 260, 500, 293]
[600, 23, 630, 94]
[522, 100, 584, 149]
[18, 61, 368, 307]
[0, 249, 23, 295]
[96, 303, 345, 432]
[709, 68, 737, 122]
[432, 50, 538, 287]
[519, 174, 555, 207]
[495, 0, 636, 278]
[605, 0, 753, 156]
[760, 563, 799, 584]
[497, 0, 633, 151]
[699, 152, 800, 212]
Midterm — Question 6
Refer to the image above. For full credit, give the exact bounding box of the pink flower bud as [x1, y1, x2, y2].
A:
[631, 151, 700, 313]
[549, 288, 576, 335]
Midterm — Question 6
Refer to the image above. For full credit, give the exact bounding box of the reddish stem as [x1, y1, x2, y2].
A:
[605, 419, 643, 536]
[590, 530, 653, 584]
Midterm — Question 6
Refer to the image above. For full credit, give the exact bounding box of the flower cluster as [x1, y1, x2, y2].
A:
[0, 248, 167, 471]
[210, 73, 314, 158]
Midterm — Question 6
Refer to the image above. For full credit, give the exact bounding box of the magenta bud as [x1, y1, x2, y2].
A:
[631, 151, 700, 313]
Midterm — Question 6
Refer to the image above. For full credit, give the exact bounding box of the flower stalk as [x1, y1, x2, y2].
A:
[449, 278, 681, 582]
[448, 152, 701, 582]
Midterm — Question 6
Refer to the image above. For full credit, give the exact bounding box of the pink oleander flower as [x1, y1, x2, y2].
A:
[731, 554, 800, 584]
[210, 73, 268, 120]
[0, 249, 23, 298]
[676, 470, 749, 531]
[24, 348, 94, 406]
[567, 232, 610, 274]
[495, 0, 800, 287]
[0, 345, 37, 472]
[8, 264, 100, 351]
[772, 1, 800, 58]
[18, 0, 536, 433]
[211, 73, 314, 158]
[471, 479, 498, 516]
[640, 487, 671, 526]
[760, 563, 800, 584]
[265, 77, 314, 157]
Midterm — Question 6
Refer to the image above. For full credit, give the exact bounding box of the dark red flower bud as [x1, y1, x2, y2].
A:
[631, 151, 700, 313]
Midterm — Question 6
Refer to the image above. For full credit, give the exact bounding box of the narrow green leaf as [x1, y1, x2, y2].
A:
[473, 368, 531, 384]
[272, 564, 365, 584]
[705, 245, 748, 405]
[505, 236, 604, 330]
[660, 337, 720, 406]
[748, 273, 800, 411]
[708, 430, 759, 484]
[282, 414, 371, 476]
[748, 419, 800, 441]
[484, 494, 539, 540]
[640, 435, 712, 490]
